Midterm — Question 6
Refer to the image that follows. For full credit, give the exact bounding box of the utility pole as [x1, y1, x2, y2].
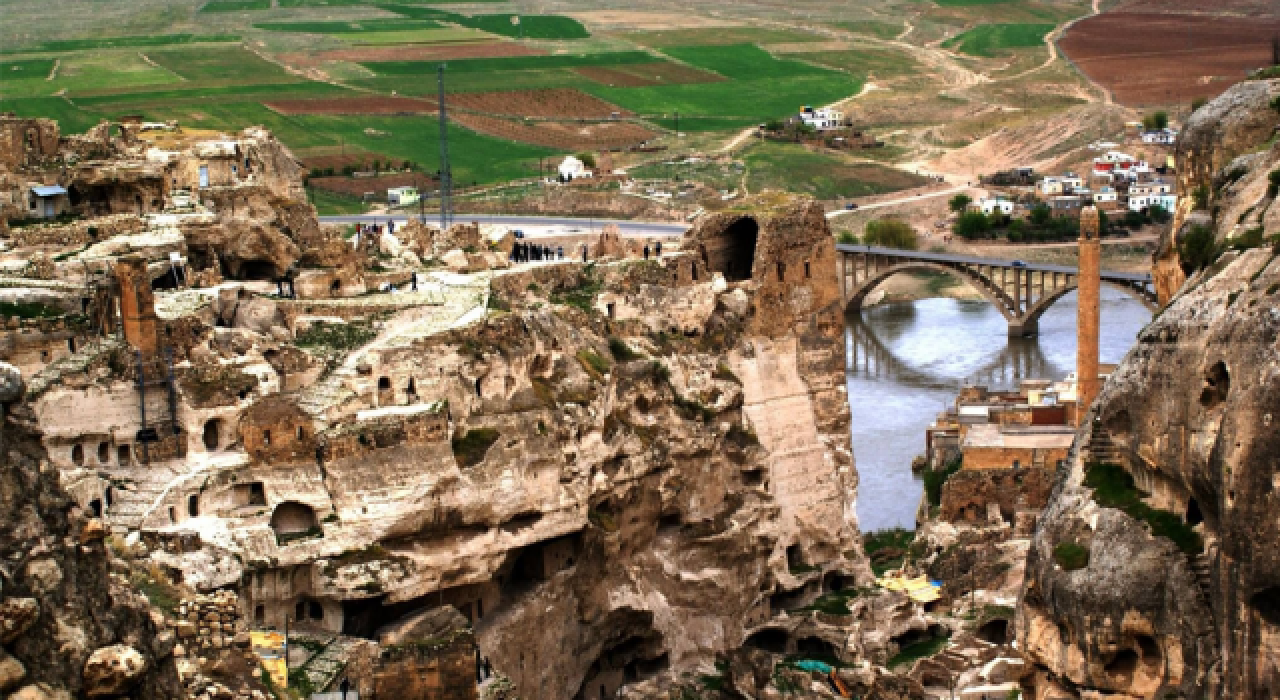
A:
[437, 64, 453, 232]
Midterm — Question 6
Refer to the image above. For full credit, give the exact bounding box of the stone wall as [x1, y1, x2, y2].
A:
[939, 467, 1053, 525]
[175, 591, 245, 658]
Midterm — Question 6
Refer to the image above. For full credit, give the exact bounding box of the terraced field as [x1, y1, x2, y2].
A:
[941, 23, 1054, 57]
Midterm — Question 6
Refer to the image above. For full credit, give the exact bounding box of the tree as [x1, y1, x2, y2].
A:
[1153, 111, 1169, 130]
[953, 211, 991, 240]
[1178, 224, 1220, 275]
[863, 218, 918, 250]
[948, 193, 972, 213]
[837, 231, 859, 245]
[1029, 204, 1052, 227]
[1148, 204, 1172, 224]
[576, 152, 597, 169]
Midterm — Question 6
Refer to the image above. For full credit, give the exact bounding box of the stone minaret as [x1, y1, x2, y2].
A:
[1076, 206, 1101, 420]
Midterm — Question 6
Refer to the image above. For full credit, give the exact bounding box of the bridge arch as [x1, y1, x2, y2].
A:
[1021, 280, 1159, 329]
[843, 261, 1018, 320]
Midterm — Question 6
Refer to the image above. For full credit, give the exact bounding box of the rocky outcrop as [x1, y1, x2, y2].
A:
[1019, 245, 1280, 698]
[0, 367, 184, 697]
[1155, 78, 1280, 304]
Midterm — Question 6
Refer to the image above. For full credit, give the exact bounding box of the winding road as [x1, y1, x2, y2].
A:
[319, 214, 689, 237]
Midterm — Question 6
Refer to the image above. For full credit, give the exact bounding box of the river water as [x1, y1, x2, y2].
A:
[846, 288, 1153, 533]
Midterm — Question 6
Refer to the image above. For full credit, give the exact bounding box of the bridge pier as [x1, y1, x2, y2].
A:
[1008, 317, 1038, 338]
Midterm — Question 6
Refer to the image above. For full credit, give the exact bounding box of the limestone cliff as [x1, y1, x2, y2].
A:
[0, 365, 186, 699]
[1154, 78, 1280, 304]
[1019, 236, 1280, 695]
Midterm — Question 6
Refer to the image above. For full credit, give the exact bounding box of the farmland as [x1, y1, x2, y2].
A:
[742, 142, 930, 200]
[941, 23, 1054, 57]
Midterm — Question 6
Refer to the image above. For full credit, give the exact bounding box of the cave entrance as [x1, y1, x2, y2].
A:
[744, 628, 789, 654]
[1199, 361, 1230, 409]
[1186, 497, 1204, 527]
[977, 618, 1010, 645]
[796, 636, 840, 662]
[270, 501, 318, 541]
[1252, 587, 1280, 626]
[203, 419, 221, 451]
[1105, 649, 1140, 685]
[237, 260, 278, 281]
[573, 626, 666, 700]
[499, 533, 580, 598]
[703, 217, 759, 282]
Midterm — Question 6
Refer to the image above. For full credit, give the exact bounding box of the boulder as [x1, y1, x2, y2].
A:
[0, 649, 27, 692]
[441, 249, 470, 271]
[83, 645, 148, 697]
[0, 361, 23, 403]
[0, 597, 39, 643]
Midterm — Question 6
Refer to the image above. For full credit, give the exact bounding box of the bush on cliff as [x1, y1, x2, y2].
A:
[452, 428, 500, 467]
[1085, 462, 1203, 554]
[1053, 541, 1090, 571]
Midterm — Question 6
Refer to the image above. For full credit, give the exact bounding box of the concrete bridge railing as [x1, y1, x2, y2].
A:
[835, 244, 1158, 337]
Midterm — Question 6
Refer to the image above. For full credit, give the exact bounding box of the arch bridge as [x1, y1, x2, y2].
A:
[837, 244, 1159, 337]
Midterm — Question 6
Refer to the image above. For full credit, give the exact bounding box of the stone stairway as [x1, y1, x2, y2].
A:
[296, 634, 364, 693]
[1190, 551, 1213, 600]
[1086, 430, 1125, 466]
[105, 464, 187, 528]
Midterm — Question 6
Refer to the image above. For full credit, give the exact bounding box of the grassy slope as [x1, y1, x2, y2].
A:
[942, 23, 1055, 57]
[743, 142, 929, 199]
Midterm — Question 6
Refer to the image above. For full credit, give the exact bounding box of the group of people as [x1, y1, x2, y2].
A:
[510, 241, 565, 263]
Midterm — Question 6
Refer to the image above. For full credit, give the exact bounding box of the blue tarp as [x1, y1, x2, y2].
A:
[792, 660, 833, 673]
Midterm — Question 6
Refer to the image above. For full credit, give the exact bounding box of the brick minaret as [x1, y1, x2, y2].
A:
[115, 256, 159, 356]
[1076, 206, 1101, 421]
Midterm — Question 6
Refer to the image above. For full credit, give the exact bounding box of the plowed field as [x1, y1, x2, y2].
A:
[1060, 12, 1280, 106]
[266, 96, 437, 115]
[310, 173, 432, 197]
[448, 88, 628, 118]
[573, 62, 726, 87]
[451, 114, 657, 150]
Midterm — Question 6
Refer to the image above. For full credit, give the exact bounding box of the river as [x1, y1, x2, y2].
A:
[846, 288, 1153, 533]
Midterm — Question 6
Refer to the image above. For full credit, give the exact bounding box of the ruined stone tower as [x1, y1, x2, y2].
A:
[1075, 206, 1101, 421]
[114, 255, 159, 356]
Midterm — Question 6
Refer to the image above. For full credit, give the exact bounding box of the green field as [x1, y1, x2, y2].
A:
[942, 23, 1054, 57]
[934, 0, 1016, 5]
[145, 46, 302, 85]
[362, 51, 656, 76]
[623, 28, 821, 47]
[0, 96, 102, 133]
[743, 142, 928, 199]
[1, 34, 241, 54]
[830, 21, 904, 39]
[201, 0, 271, 11]
[784, 48, 921, 79]
[308, 188, 365, 216]
[254, 19, 444, 33]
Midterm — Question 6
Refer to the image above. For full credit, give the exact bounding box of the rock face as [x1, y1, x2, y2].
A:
[1019, 237, 1280, 693]
[1155, 78, 1280, 304]
[0, 382, 184, 697]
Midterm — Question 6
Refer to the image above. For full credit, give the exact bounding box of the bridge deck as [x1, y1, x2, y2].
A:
[834, 244, 1151, 284]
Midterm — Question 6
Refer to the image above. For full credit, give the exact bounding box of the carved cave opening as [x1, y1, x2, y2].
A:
[574, 619, 666, 700]
[706, 217, 759, 282]
[744, 627, 789, 654]
[270, 501, 318, 537]
[977, 618, 1010, 645]
[1251, 587, 1280, 626]
[1186, 497, 1204, 527]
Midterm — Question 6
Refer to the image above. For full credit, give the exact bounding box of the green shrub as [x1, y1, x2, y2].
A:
[712, 362, 739, 382]
[0, 301, 65, 319]
[864, 218, 919, 250]
[953, 210, 992, 239]
[608, 336, 640, 361]
[1084, 462, 1203, 554]
[577, 348, 611, 378]
[295, 321, 376, 352]
[1192, 184, 1211, 210]
[887, 629, 950, 669]
[923, 457, 962, 507]
[837, 231, 859, 245]
[551, 266, 602, 312]
[648, 361, 672, 384]
[1191, 97, 1208, 112]
[1053, 541, 1090, 571]
[673, 394, 714, 423]
[451, 428, 500, 467]
[1267, 169, 1280, 199]
[948, 193, 972, 213]
[1178, 224, 1220, 274]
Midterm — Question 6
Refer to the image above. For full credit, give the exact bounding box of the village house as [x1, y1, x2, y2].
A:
[798, 106, 846, 131]
[1039, 173, 1084, 196]
[977, 197, 1016, 216]
[1141, 128, 1178, 145]
[558, 155, 592, 182]
[387, 186, 419, 206]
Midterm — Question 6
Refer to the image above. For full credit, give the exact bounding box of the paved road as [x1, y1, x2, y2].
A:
[825, 184, 972, 218]
[836, 243, 1152, 283]
[319, 214, 689, 237]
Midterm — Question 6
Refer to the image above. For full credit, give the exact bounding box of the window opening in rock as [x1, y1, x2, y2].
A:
[378, 376, 391, 390]
[295, 601, 306, 621]
[1199, 361, 1230, 409]
[406, 378, 417, 400]
[777, 262, 785, 281]
[262, 429, 271, 446]
[97, 441, 109, 464]
[330, 279, 342, 295]
[68, 338, 77, 353]
[104, 487, 113, 506]
[238, 261, 277, 281]
[475, 378, 483, 397]
[804, 261, 811, 278]
[691, 263, 698, 281]
[203, 419, 220, 451]
[118, 445, 131, 465]
[254, 605, 265, 626]
[89, 499, 102, 517]
[786, 544, 805, 570]
[606, 302, 616, 320]
[169, 506, 176, 523]
[188, 494, 200, 517]
[71, 444, 84, 465]
[309, 601, 324, 620]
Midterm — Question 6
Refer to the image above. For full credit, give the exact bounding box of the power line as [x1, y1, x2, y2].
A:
[437, 63, 453, 232]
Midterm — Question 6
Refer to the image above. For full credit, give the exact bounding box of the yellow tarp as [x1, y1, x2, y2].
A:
[250, 631, 288, 688]
[875, 575, 941, 604]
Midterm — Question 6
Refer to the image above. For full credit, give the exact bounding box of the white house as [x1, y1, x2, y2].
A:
[799, 106, 845, 131]
[1040, 173, 1084, 196]
[978, 197, 1015, 216]
[1141, 129, 1178, 145]
[1094, 186, 1118, 204]
[387, 186, 420, 206]
[1129, 193, 1177, 213]
[558, 156, 592, 181]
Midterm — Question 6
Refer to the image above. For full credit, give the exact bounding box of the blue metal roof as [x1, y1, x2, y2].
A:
[31, 185, 67, 197]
